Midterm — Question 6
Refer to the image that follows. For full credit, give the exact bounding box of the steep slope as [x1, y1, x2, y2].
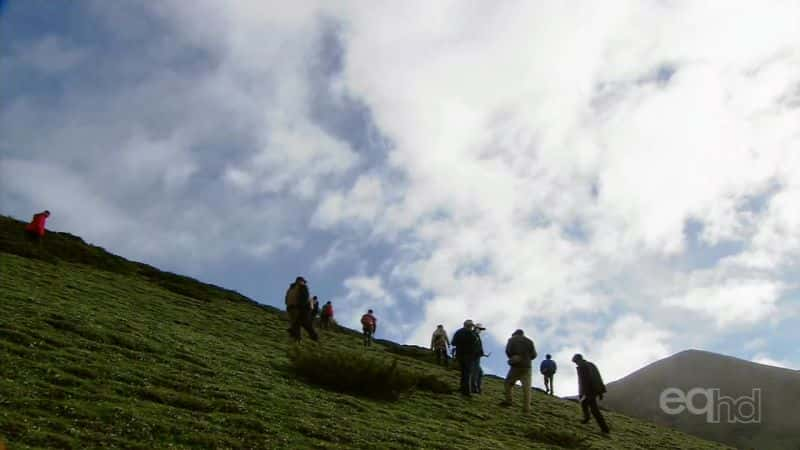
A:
[603, 349, 800, 450]
[0, 216, 729, 449]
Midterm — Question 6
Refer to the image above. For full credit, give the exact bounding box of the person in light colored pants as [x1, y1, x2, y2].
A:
[500, 329, 537, 413]
[504, 367, 532, 412]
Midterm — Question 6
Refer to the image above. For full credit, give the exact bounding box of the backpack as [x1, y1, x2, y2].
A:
[361, 314, 375, 327]
[285, 284, 300, 307]
[453, 328, 479, 355]
[321, 304, 332, 317]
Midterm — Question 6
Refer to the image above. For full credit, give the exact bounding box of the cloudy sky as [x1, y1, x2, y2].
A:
[2, 1, 799, 395]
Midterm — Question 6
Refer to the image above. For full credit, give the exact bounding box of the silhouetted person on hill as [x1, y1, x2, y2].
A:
[284, 276, 318, 342]
[311, 296, 320, 319]
[572, 353, 610, 434]
[361, 309, 377, 346]
[320, 301, 334, 329]
[430, 324, 450, 366]
[24, 210, 50, 242]
[540, 354, 557, 395]
[500, 329, 537, 413]
[471, 323, 488, 394]
[451, 320, 480, 396]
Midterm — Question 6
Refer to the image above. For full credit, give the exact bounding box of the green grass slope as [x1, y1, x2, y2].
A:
[0, 216, 730, 449]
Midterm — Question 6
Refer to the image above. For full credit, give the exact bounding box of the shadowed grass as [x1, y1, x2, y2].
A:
[289, 344, 455, 400]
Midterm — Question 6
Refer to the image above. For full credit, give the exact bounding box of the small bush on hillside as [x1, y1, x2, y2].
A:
[288, 345, 454, 400]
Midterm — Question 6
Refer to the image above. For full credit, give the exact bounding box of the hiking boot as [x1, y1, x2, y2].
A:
[580, 418, 590, 424]
[499, 400, 513, 407]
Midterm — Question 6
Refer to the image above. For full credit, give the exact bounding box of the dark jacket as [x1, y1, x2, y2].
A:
[576, 360, 606, 397]
[505, 335, 537, 368]
[540, 359, 557, 375]
[311, 300, 320, 317]
[285, 282, 310, 309]
[475, 333, 485, 357]
[451, 328, 480, 358]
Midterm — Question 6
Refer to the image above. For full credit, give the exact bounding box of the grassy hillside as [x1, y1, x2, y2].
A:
[0, 216, 730, 449]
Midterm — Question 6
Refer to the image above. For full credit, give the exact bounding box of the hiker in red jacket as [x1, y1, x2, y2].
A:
[320, 301, 334, 329]
[361, 309, 377, 347]
[24, 210, 50, 241]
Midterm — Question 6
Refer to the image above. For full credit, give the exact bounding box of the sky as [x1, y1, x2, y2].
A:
[2, 1, 799, 395]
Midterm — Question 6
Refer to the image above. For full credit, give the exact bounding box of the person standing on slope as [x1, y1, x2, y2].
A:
[430, 324, 450, 366]
[284, 276, 319, 342]
[471, 323, 488, 394]
[311, 296, 320, 320]
[540, 354, 557, 395]
[24, 210, 50, 242]
[451, 320, 480, 396]
[361, 309, 377, 346]
[572, 353, 610, 434]
[320, 301, 334, 329]
[500, 329, 537, 413]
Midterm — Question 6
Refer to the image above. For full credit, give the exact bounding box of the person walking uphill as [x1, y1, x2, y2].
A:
[451, 320, 480, 396]
[284, 276, 319, 342]
[500, 329, 537, 413]
[320, 301, 334, 329]
[24, 210, 50, 242]
[311, 296, 320, 319]
[430, 325, 450, 366]
[361, 309, 377, 346]
[573, 354, 610, 434]
[540, 354, 557, 395]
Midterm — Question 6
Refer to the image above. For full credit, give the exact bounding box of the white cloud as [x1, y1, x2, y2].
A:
[224, 121, 360, 199]
[324, 0, 800, 381]
[333, 274, 405, 336]
[342, 275, 394, 307]
[15, 35, 87, 73]
[663, 279, 783, 328]
[311, 174, 385, 229]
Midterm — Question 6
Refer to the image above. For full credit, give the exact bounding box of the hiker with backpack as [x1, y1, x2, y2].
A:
[320, 301, 334, 329]
[24, 210, 50, 242]
[311, 296, 320, 319]
[500, 329, 537, 413]
[451, 320, 480, 396]
[540, 354, 557, 395]
[430, 324, 450, 366]
[573, 354, 610, 434]
[284, 276, 319, 342]
[471, 323, 488, 394]
[361, 309, 377, 346]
